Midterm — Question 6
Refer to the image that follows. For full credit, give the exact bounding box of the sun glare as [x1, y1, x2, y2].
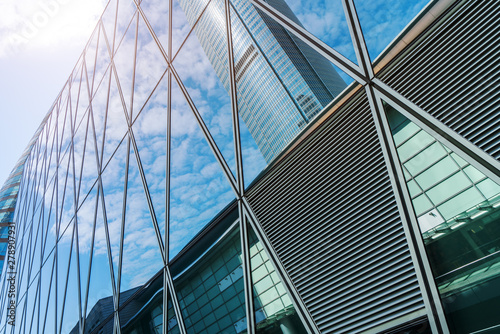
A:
[1, 0, 107, 56]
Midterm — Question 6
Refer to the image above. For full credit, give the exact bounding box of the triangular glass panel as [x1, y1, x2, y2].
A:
[168, 79, 236, 259]
[83, 27, 100, 95]
[131, 13, 169, 118]
[57, 222, 84, 334]
[172, 0, 209, 60]
[100, 137, 129, 292]
[242, 0, 357, 78]
[114, 0, 137, 53]
[91, 24, 113, 98]
[382, 101, 500, 334]
[118, 140, 165, 294]
[239, 112, 266, 189]
[138, 0, 170, 52]
[356, 0, 429, 62]
[41, 180, 58, 265]
[23, 282, 41, 334]
[72, 69, 91, 138]
[56, 148, 75, 237]
[247, 220, 308, 333]
[227, 3, 349, 169]
[100, 0, 118, 54]
[58, 96, 74, 167]
[171, 219, 246, 333]
[81, 194, 116, 334]
[130, 73, 167, 244]
[173, 1, 237, 180]
[74, 182, 98, 313]
[113, 11, 140, 121]
[75, 110, 99, 208]
[39, 251, 57, 333]
[89, 68, 112, 168]
[101, 72, 129, 167]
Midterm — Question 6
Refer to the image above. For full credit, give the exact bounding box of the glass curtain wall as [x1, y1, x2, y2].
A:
[0, 0, 498, 333]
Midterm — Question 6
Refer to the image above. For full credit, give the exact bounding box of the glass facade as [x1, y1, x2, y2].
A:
[177, 0, 346, 163]
[385, 104, 500, 333]
[0, 0, 498, 333]
[82, 214, 306, 334]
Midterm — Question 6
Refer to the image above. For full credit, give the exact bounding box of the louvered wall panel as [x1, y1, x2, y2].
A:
[246, 92, 424, 333]
[379, 0, 500, 160]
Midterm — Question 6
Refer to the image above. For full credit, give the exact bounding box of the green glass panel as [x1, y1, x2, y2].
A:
[463, 165, 486, 183]
[436, 187, 484, 221]
[477, 179, 500, 199]
[397, 130, 435, 162]
[426, 172, 472, 204]
[384, 102, 500, 334]
[413, 194, 433, 216]
[393, 120, 420, 146]
[404, 141, 447, 176]
[414, 156, 459, 190]
[248, 227, 308, 333]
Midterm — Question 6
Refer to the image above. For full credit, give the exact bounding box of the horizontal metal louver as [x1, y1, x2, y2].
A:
[246, 92, 424, 333]
[378, 0, 500, 160]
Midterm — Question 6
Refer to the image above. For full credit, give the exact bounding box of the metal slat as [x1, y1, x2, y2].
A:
[247, 91, 423, 332]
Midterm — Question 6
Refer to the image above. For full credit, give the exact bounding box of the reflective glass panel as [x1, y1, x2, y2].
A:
[384, 103, 500, 334]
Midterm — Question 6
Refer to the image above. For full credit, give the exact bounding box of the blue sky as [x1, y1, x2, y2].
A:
[0, 0, 431, 328]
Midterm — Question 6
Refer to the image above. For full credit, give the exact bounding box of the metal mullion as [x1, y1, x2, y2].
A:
[365, 84, 448, 333]
[250, 0, 366, 85]
[237, 202, 255, 333]
[18, 200, 35, 334]
[342, 0, 373, 80]
[131, 0, 168, 62]
[228, 2, 306, 123]
[87, 68, 121, 331]
[164, 0, 172, 331]
[54, 94, 61, 334]
[41, 249, 57, 334]
[81, 186, 100, 334]
[103, 9, 167, 272]
[164, 266, 187, 334]
[170, 65, 239, 196]
[68, 96, 84, 334]
[372, 79, 500, 186]
[116, 11, 139, 313]
[98, 22, 114, 171]
[90, 22, 102, 98]
[57, 219, 76, 334]
[78, 58, 94, 206]
[224, 0, 254, 331]
[171, 0, 213, 63]
[240, 197, 320, 333]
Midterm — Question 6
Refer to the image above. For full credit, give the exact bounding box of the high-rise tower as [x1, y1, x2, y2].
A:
[178, 0, 346, 162]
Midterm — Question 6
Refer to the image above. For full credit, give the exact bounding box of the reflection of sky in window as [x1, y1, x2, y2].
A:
[5, 0, 435, 320]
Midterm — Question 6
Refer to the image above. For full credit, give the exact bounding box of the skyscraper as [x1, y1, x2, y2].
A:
[178, 0, 346, 162]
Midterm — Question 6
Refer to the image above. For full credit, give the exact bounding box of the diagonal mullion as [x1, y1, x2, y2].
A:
[164, 265, 187, 334]
[365, 85, 449, 334]
[224, 1, 255, 333]
[241, 196, 320, 334]
[81, 185, 100, 334]
[251, 0, 366, 84]
[164, 1, 175, 332]
[85, 44, 121, 330]
[67, 80, 85, 334]
[102, 33, 167, 269]
[341, 0, 374, 80]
